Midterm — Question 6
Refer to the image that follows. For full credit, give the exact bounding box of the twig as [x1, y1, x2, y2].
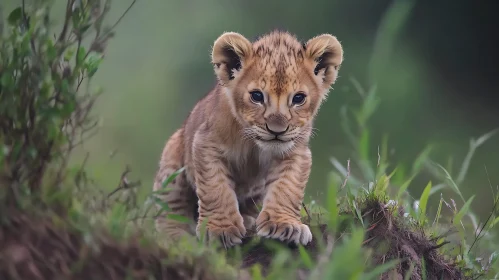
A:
[340, 159, 351, 191]
[468, 166, 498, 254]
[107, 166, 132, 198]
[302, 202, 312, 222]
[57, 0, 75, 44]
[100, 0, 137, 39]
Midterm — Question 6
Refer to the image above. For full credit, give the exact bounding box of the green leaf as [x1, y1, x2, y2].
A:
[161, 166, 185, 189]
[251, 265, 263, 280]
[46, 40, 57, 61]
[151, 187, 173, 195]
[404, 262, 415, 280]
[61, 79, 70, 95]
[326, 173, 339, 232]
[80, 23, 92, 34]
[1, 73, 11, 88]
[64, 47, 76, 62]
[8, 7, 22, 26]
[434, 163, 465, 202]
[153, 196, 171, 213]
[359, 129, 370, 161]
[396, 173, 415, 201]
[362, 259, 400, 280]
[411, 145, 433, 175]
[77, 46, 87, 66]
[453, 195, 475, 227]
[433, 195, 443, 226]
[166, 214, 190, 223]
[489, 216, 499, 229]
[298, 245, 314, 269]
[85, 52, 104, 77]
[419, 181, 432, 221]
[489, 251, 498, 267]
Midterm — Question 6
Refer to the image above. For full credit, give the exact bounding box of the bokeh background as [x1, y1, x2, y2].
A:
[3, 0, 498, 222]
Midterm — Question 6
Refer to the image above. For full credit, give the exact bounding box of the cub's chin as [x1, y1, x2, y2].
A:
[254, 138, 296, 155]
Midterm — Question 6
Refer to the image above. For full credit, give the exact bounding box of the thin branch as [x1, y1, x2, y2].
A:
[340, 159, 351, 191]
[100, 0, 137, 39]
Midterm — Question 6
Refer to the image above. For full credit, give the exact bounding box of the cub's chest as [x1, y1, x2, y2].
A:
[224, 147, 272, 191]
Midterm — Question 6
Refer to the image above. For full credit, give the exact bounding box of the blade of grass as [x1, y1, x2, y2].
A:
[453, 195, 475, 229]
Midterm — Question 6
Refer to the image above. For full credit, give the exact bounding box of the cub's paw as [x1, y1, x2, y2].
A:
[242, 214, 256, 231]
[256, 211, 312, 245]
[196, 215, 246, 248]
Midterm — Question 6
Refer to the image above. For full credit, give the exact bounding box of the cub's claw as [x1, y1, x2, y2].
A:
[196, 215, 246, 248]
[256, 211, 312, 245]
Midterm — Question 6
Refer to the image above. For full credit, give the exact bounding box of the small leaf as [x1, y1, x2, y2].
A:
[419, 181, 432, 220]
[411, 145, 433, 175]
[489, 216, 499, 229]
[326, 173, 339, 232]
[167, 214, 190, 223]
[8, 7, 22, 26]
[433, 194, 443, 226]
[161, 167, 185, 189]
[404, 262, 415, 280]
[298, 245, 314, 269]
[434, 163, 465, 202]
[363, 259, 401, 280]
[359, 129, 370, 161]
[488, 251, 498, 267]
[396, 174, 415, 201]
[77, 46, 87, 66]
[151, 187, 173, 195]
[153, 196, 171, 212]
[46, 40, 57, 61]
[80, 23, 92, 34]
[1, 73, 11, 88]
[64, 47, 76, 62]
[453, 195, 475, 227]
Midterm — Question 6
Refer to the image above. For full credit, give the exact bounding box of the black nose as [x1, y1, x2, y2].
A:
[266, 124, 288, 136]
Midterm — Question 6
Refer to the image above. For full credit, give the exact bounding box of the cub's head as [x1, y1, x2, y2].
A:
[211, 30, 343, 153]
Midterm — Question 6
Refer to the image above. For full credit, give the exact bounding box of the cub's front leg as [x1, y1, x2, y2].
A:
[256, 147, 313, 245]
[192, 135, 246, 247]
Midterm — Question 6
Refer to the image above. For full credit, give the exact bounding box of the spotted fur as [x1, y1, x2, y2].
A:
[153, 30, 343, 247]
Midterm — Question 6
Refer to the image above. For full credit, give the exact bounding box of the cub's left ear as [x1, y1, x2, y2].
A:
[304, 34, 343, 87]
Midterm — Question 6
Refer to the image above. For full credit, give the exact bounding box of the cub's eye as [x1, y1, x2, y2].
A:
[250, 91, 264, 103]
[292, 93, 306, 105]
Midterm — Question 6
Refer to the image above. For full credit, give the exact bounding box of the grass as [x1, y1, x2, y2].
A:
[1, 1, 499, 279]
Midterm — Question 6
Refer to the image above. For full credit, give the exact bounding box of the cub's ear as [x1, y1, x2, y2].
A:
[211, 32, 253, 85]
[304, 34, 343, 87]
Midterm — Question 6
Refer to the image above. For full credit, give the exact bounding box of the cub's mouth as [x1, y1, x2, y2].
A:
[254, 135, 292, 143]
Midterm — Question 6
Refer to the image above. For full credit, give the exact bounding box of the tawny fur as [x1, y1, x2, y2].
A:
[153, 30, 343, 247]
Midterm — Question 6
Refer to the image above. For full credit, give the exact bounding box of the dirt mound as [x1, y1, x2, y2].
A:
[0, 209, 236, 280]
[0, 200, 465, 280]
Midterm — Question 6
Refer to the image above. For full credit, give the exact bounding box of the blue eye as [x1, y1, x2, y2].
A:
[250, 91, 264, 103]
[292, 93, 306, 105]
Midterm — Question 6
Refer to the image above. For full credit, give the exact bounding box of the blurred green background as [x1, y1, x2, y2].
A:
[3, 0, 497, 221]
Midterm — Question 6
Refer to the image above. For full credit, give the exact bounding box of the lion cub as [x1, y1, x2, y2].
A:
[153, 30, 343, 247]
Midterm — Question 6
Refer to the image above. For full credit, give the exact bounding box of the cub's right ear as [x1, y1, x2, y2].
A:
[211, 32, 253, 85]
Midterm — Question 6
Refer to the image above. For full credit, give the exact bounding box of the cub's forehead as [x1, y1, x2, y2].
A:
[249, 32, 309, 94]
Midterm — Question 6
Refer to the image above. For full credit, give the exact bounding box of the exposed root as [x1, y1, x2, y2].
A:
[361, 199, 463, 280]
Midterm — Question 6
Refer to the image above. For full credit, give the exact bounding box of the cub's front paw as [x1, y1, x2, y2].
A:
[256, 211, 312, 245]
[196, 214, 246, 248]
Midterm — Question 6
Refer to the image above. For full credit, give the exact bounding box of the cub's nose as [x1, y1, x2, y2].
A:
[266, 123, 288, 136]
